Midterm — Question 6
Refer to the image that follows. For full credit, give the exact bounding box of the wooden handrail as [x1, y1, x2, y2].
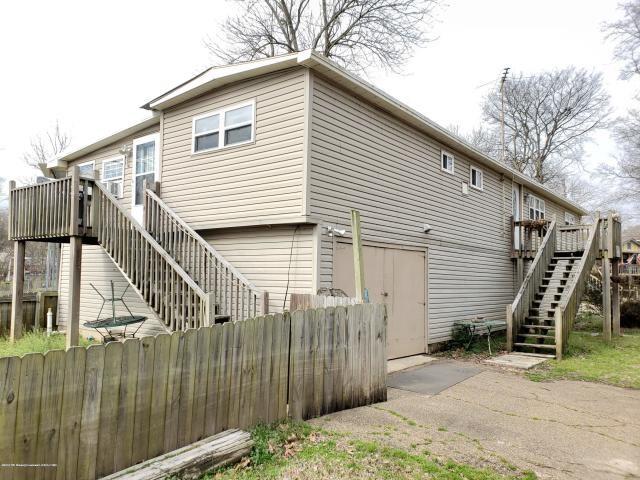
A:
[507, 218, 557, 351]
[554, 216, 601, 359]
[143, 188, 262, 320]
[93, 181, 213, 330]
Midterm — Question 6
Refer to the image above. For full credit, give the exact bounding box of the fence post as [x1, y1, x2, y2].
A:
[262, 291, 269, 315]
[351, 210, 365, 303]
[505, 304, 513, 352]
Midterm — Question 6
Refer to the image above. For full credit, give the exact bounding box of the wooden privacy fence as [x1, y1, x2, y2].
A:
[0, 292, 58, 337]
[0, 303, 386, 480]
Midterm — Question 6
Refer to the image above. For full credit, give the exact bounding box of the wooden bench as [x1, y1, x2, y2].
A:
[102, 429, 252, 480]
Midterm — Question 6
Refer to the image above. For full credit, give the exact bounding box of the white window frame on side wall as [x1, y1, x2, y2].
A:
[469, 165, 483, 191]
[76, 160, 95, 178]
[131, 133, 160, 223]
[192, 99, 256, 154]
[102, 155, 125, 199]
[528, 194, 546, 220]
[564, 212, 576, 226]
[441, 150, 454, 174]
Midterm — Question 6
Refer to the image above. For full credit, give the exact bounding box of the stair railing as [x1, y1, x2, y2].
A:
[92, 181, 214, 330]
[507, 218, 557, 351]
[554, 214, 601, 359]
[143, 188, 263, 321]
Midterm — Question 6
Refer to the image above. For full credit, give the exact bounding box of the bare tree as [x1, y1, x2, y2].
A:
[446, 124, 500, 159]
[23, 121, 70, 170]
[601, 110, 640, 200]
[206, 0, 439, 72]
[604, 0, 640, 80]
[481, 68, 611, 186]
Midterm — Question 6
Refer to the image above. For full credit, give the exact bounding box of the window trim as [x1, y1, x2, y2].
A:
[440, 150, 455, 174]
[131, 132, 160, 214]
[76, 160, 95, 178]
[527, 194, 546, 220]
[191, 99, 256, 155]
[102, 155, 125, 199]
[469, 165, 484, 191]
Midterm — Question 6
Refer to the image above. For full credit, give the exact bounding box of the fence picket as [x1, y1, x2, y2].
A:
[0, 304, 386, 480]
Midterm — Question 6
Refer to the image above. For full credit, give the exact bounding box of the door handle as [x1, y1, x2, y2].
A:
[381, 291, 389, 297]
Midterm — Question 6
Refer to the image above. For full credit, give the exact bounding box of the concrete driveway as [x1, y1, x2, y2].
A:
[311, 359, 640, 479]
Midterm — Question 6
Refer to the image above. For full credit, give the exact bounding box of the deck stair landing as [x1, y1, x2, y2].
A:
[513, 254, 580, 357]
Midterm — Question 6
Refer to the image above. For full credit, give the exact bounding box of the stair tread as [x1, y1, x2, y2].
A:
[514, 342, 556, 350]
[513, 352, 556, 358]
[517, 333, 555, 339]
[522, 324, 554, 329]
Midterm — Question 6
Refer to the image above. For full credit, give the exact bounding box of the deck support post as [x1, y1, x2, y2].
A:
[9, 240, 26, 342]
[602, 253, 612, 342]
[515, 257, 524, 292]
[66, 236, 83, 349]
[612, 261, 620, 336]
[205, 292, 216, 326]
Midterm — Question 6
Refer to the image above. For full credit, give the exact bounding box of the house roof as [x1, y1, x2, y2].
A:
[53, 50, 587, 215]
[46, 114, 161, 174]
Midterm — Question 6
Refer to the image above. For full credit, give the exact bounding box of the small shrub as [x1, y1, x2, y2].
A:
[621, 301, 640, 329]
[583, 280, 603, 312]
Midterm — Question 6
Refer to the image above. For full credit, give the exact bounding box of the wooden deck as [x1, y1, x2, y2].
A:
[7, 169, 266, 345]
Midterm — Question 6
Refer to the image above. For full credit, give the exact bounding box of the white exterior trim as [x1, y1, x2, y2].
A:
[101, 155, 125, 198]
[469, 165, 484, 191]
[440, 150, 455, 175]
[131, 132, 160, 223]
[191, 99, 256, 155]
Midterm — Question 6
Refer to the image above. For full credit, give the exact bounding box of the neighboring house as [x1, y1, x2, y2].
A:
[622, 239, 640, 261]
[19, 51, 587, 358]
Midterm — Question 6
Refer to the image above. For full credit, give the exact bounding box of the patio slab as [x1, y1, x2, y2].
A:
[387, 359, 483, 395]
[484, 353, 549, 370]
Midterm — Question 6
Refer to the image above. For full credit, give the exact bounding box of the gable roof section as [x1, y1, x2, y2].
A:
[144, 50, 586, 215]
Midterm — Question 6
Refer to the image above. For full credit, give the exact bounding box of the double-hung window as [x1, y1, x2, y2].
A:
[441, 150, 454, 174]
[564, 212, 576, 226]
[469, 165, 483, 190]
[528, 195, 546, 220]
[192, 101, 255, 153]
[103, 156, 124, 198]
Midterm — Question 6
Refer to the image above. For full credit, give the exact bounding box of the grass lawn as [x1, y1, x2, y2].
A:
[206, 422, 536, 480]
[0, 331, 94, 358]
[526, 313, 640, 389]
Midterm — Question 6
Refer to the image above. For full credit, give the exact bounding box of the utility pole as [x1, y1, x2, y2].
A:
[500, 67, 510, 163]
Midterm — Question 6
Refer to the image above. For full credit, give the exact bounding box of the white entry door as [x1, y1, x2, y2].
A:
[512, 183, 521, 249]
[132, 133, 159, 224]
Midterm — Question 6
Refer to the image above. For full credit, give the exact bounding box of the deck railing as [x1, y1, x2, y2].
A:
[620, 263, 640, 275]
[557, 224, 591, 252]
[507, 219, 557, 351]
[93, 182, 213, 330]
[554, 216, 601, 359]
[143, 188, 262, 320]
[511, 218, 550, 257]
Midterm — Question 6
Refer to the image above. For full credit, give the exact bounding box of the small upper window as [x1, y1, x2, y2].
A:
[193, 101, 254, 153]
[77, 161, 95, 177]
[528, 195, 546, 220]
[470, 166, 483, 190]
[103, 156, 124, 198]
[564, 212, 576, 226]
[441, 151, 454, 174]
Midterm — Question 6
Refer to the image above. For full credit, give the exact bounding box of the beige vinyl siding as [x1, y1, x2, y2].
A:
[309, 74, 515, 344]
[160, 69, 308, 229]
[58, 244, 166, 338]
[200, 225, 314, 313]
[66, 125, 159, 215]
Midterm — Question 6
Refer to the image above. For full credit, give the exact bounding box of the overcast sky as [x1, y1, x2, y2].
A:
[1, 0, 637, 207]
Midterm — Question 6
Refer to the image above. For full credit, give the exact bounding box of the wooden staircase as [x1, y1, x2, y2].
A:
[513, 254, 580, 357]
[8, 172, 265, 335]
[508, 216, 607, 359]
